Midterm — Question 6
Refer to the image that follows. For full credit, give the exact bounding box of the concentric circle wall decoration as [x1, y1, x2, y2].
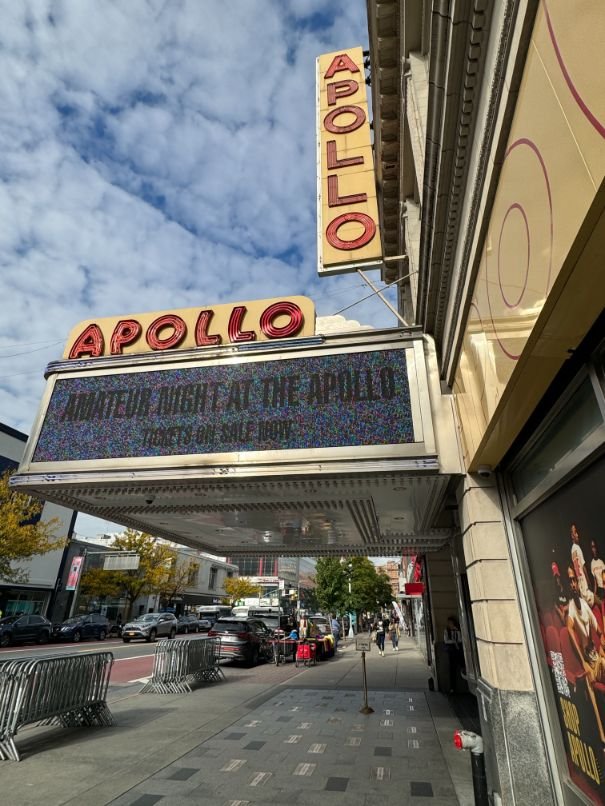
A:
[543, 1, 605, 139]
[485, 137, 553, 360]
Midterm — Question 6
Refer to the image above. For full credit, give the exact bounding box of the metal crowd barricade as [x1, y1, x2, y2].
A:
[0, 651, 114, 761]
[140, 636, 224, 694]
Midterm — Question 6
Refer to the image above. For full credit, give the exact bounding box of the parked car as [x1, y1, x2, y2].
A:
[177, 613, 200, 634]
[0, 614, 52, 647]
[208, 618, 273, 665]
[198, 618, 212, 633]
[53, 613, 110, 642]
[248, 610, 292, 636]
[122, 612, 178, 642]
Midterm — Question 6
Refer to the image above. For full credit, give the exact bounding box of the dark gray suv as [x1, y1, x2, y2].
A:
[122, 612, 178, 642]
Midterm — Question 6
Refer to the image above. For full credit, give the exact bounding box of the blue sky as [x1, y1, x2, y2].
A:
[0, 0, 398, 542]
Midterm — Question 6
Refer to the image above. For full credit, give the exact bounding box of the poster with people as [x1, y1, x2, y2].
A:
[521, 456, 605, 803]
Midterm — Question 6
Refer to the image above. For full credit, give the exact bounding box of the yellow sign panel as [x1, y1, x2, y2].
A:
[317, 47, 382, 276]
[64, 296, 316, 360]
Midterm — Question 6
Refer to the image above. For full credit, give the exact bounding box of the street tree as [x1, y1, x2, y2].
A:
[0, 469, 62, 582]
[156, 552, 200, 608]
[107, 529, 174, 619]
[223, 576, 261, 605]
[80, 566, 123, 600]
[314, 557, 347, 616]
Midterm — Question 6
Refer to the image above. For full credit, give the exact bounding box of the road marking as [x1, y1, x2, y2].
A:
[127, 677, 151, 684]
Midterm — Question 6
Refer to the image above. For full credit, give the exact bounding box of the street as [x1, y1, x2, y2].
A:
[0, 634, 307, 695]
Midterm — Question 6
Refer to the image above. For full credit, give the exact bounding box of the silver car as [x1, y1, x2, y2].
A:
[122, 612, 178, 643]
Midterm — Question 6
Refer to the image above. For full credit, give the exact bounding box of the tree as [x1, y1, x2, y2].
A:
[106, 529, 174, 619]
[80, 566, 123, 599]
[314, 558, 347, 616]
[156, 551, 200, 608]
[0, 469, 62, 582]
[223, 576, 261, 605]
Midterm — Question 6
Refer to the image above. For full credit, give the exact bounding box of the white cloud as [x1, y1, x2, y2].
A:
[0, 0, 396, 435]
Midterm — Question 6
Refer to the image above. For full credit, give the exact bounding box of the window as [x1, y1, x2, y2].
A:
[209, 567, 218, 589]
[187, 562, 199, 587]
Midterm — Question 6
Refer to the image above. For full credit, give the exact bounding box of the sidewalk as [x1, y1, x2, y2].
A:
[0, 636, 474, 805]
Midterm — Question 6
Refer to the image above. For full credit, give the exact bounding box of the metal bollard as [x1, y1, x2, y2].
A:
[453, 730, 488, 806]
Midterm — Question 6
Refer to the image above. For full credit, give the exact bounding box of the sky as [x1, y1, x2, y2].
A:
[0, 0, 398, 543]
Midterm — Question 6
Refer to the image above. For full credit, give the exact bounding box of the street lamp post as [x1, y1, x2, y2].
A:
[347, 562, 355, 638]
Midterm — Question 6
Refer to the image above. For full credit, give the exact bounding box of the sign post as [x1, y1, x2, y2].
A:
[355, 635, 374, 715]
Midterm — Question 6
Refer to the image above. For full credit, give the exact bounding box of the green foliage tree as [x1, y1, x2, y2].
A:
[105, 529, 174, 619]
[374, 571, 395, 610]
[0, 469, 63, 582]
[223, 576, 261, 605]
[314, 557, 347, 616]
[79, 566, 123, 599]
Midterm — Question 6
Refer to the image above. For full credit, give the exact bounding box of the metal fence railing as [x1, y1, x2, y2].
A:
[140, 637, 224, 694]
[0, 651, 114, 761]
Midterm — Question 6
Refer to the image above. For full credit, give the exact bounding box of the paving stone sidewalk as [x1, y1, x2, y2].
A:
[110, 687, 461, 806]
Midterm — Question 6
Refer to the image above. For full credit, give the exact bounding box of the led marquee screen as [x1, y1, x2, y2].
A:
[32, 348, 416, 463]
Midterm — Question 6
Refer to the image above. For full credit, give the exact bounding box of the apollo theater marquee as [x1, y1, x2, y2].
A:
[11, 49, 460, 559]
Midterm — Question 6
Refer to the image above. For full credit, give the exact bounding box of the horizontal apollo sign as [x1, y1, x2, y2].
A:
[31, 347, 416, 465]
[64, 296, 315, 360]
[317, 46, 382, 276]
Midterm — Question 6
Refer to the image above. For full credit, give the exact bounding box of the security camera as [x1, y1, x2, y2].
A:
[145, 495, 155, 505]
[477, 465, 493, 479]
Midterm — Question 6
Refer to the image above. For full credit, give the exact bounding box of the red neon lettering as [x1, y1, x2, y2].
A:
[110, 319, 142, 355]
[68, 324, 104, 359]
[327, 175, 367, 207]
[259, 302, 304, 339]
[327, 79, 358, 105]
[324, 53, 360, 79]
[146, 315, 187, 351]
[194, 310, 222, 346]
[326, 212, 376, 250]
[327, 140, 364, 170]
[228, 306, 256, 343]
[323, 105, 365, 134]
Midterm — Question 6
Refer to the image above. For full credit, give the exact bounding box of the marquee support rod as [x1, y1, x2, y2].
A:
[356, 269, 410, 327]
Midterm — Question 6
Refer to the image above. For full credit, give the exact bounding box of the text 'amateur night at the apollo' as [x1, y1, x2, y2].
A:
[58, 365, 399, 449]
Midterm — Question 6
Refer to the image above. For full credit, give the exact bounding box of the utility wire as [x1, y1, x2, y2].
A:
[0, 341, 63, 359]
[331, 271, 417, 317]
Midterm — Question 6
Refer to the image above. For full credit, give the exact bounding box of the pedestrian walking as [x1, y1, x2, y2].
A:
[389, 620, 400, 651]
[375, 619, 386, 655]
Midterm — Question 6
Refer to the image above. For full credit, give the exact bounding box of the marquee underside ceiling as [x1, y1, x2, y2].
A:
[25, 470, 455, 557]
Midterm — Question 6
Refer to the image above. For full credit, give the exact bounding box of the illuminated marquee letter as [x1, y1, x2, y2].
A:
[194, 310, 222, 346]
[324, 53, 360, 79]
[327, 140, 363, 170]
[146, 315, 187, 351]
[326, 212, 376, 251]
[327, 79, 358, 105]
[259, 301, 304, 339]
[68, 324, 104, 359]
[110, 319, 142, 355]
[228, 306, 256, 343]
[327, 175, 367, 207]
[323, 105, 365, 134]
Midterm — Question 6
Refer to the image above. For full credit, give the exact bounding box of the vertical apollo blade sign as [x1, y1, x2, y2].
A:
[317, 47, 382, 276]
